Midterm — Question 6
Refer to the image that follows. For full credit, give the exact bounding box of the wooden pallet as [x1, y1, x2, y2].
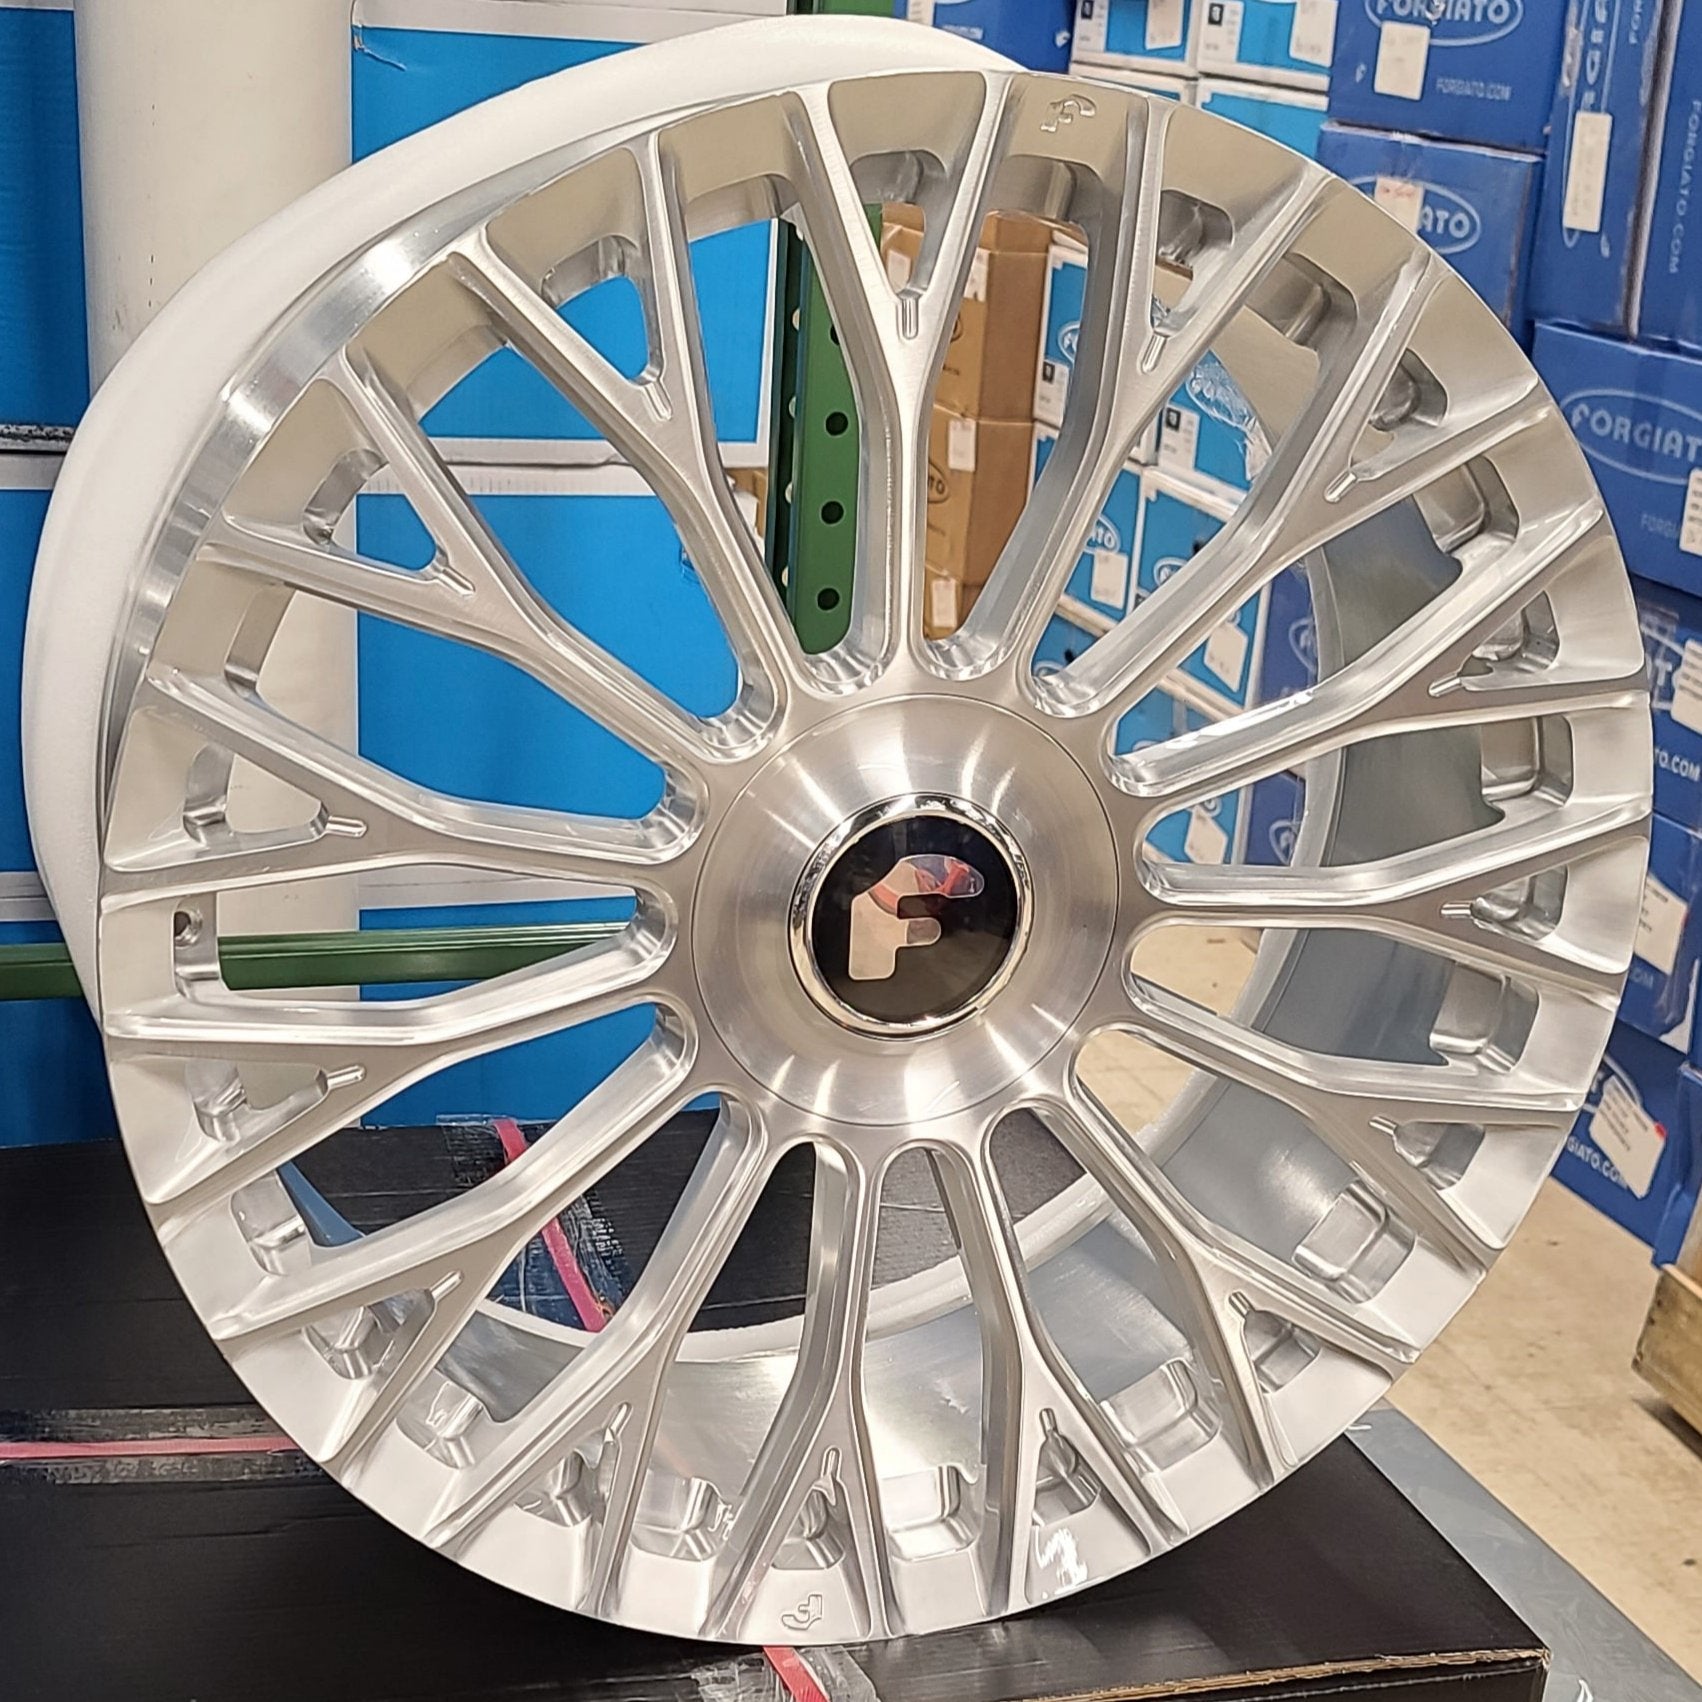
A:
[1635, 1263, 1702, 1437]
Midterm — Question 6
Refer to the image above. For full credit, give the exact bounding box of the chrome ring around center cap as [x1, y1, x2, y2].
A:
[790, 794, 1033, 1038]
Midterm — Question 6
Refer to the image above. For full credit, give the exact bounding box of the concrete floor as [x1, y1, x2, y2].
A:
[1390, 1181, 1702, 1680]
[1083, 930, 1702, 1679]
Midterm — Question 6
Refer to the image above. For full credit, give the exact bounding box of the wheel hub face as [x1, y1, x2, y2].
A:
[693, 699, 1114, 1127]
[22, 18, 1653, 1648]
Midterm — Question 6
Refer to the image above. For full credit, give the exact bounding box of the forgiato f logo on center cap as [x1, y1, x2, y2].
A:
[848, 854, 985, 982]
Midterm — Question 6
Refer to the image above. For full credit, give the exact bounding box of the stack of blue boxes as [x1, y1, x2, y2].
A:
[1322, 0, 1702, 1260]
[0, 0, 117, 1144]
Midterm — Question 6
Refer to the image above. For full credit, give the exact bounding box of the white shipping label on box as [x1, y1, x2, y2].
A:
[1638, 871, 1689, 977]
[1563, 110, 1614, 235]
[1090, 547, 1130, 609]
[905, 0, 937, 22]
[1290, 0, 1337, 66]
[1682, 469, 1702, 558]
[1198, 0, 1245, 67]
[965, 248, 990, 304]
[1204, 621, 1250, 691]
[948, 417, 979, 473]
[1158, 406, 1201, 473]
[1374, 176, 1425, 235]
[1673, 639, 1702, 734]
[1592, 1075, 1666, 1199]
[1374, 21, 1430, 100]
[928, 575, 959, 631]
[1075, 0, 1110, 55]
[885, 247, 914, 292]
[1146, 0, 1185, 51]
[1035, 362, 1069, 427]
[1185, 804, 1231, 865]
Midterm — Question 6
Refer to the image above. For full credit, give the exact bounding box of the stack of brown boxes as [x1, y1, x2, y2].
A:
[880, 205, 1053, 638]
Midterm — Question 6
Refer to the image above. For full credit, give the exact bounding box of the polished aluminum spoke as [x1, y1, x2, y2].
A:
[211, 1041, 699, 1471]
[111, 932, 669, 1220]
[448, 167, 807, 721]
[1120, 980, 1574, 1269]
[420, 1108, 773, 1595]
[1143, 795, 1648, 999]
[964, 115, 1327, 670]
[701, 1145, 893, 1641]
[109, 669, 690, 903]
[1039, 1086, 1416, 1483]
[1112, 510, 1641, 811]
[929, 1142, 1181, 1615]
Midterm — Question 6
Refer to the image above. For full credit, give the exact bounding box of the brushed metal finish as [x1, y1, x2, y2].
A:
[27, 25, 1652, 1645]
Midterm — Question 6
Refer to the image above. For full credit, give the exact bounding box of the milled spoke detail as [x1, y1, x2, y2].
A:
[212, 1042, 699, 1471]
[701, 1145, 894, 1641]
[331, 354, 718, 776]
[112, 932, 670, 1220]
[1112, 510, 1639, 811]
[928, 1143, 1181, 1616]
[1059, 254, 1558, 724]
[1121, 982, 1574, 1269]
[1143, 795, 1648, 998]
[111, 670, 689, 902]
[419, 1109, 774, 1614]
[965, 119, 1328, 669]
[1038, 1088, 1416, 1487]
[785, 80, 1012, 660]
[448, 194, 805, 719]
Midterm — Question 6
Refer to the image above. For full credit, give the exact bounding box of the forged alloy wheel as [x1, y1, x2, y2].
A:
[24, 18, 1652, 1645]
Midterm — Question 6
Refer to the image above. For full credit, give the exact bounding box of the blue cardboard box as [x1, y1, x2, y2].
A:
[1633, 577, 1702, 831]
[0, 2, 87, 434]
[1328, 0, 1568, 153]
[1072, 0, 1195, 71]
[1259, 564, 1317, 701]
[1637, 0, 1702, 353]
[1533, 326, 1702, 600]
[352, 1, 777, 456]
[1623, 813, 1702, 1051]
[899, 0, 1073, 68]
[1137, 473, 1268, 708]
[1034, 241, 1086, 431]
[1246, 770, 1304, 865]
[0, 453, 118, 1146]
[1156, 351, 1266, 497]
[1198, 79, 1328, 156]
[1558, 1024, 1702, 1263]
[1073, 65, 1198, 100]
[1530, 0, 1676, 337]
[1034, 427, 1144, 620]
[1319, 123, 1542, 335]
[1194, 0, 1339, 88]
[1034, 614, 1181, 756]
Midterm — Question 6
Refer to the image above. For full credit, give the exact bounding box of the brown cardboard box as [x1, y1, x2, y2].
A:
[924, 563, 981, 639]
[925, 404, 1033, 588]
[882, 205, 1052, 423]
[728, 466, 768, 539]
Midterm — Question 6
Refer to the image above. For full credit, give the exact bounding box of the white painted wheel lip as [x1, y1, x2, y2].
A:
[22, 16, 1012, 1006]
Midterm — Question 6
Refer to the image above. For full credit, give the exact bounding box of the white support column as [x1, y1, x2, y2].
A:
[74, 0, 360, 944]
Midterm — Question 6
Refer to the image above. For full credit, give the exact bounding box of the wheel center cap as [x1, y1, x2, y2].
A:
[791, 794, 1032, 1037]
